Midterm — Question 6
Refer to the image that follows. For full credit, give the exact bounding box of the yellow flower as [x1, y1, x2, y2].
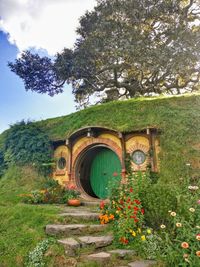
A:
[189, 208, 195, 212]
[147, 229, 152, 234]
[141, 235, 146, 241]
[196, 234, 200, 241]
[160, 224, 166, 229]
[137, 228, 141, 234]
[176, 223, 182, 228]
[170, 211, 176, 217]
[132, 231, 136, 237]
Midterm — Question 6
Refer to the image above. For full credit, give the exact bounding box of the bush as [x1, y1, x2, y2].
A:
[0, 149, 6, 177]
[3, 120, 53, 175]
[141, 183, 178, 228]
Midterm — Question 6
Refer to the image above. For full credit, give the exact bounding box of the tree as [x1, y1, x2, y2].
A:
[9, 0, 200, 107]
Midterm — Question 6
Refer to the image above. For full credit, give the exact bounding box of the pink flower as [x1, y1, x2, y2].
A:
[197, 200, 200, 205]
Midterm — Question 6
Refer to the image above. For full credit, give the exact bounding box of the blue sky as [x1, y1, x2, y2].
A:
[0, 0, 96, 133]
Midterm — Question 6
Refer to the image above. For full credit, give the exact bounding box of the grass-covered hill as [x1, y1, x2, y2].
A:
[0, 94, 199, 266]
[37, 93, 199, 182]
[1, 93, 200, 182]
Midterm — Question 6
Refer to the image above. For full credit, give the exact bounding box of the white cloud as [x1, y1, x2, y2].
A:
[0, 0, 96, 55]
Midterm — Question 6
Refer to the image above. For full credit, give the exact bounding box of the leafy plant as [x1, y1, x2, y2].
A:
[99, 172, 150, 246]
[0, 149, 6, 177]
[141, 183, 178, 228]
[159, 202, 200, 266]
[27, 238, 55, 267]
[63, 184, 81, 201]
[3, 120, 53, 175]
[19, 179, 67, 204]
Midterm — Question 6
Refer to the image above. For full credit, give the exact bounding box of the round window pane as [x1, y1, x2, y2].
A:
[132, 150, 146, 165]
[57, 157, 66, 169]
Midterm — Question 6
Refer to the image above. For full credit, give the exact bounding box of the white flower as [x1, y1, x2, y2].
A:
[188, 185, 199, 191]
[189, 208, 195, 212]
[170, 211, 176, 216]
[160, 224, 166, 229]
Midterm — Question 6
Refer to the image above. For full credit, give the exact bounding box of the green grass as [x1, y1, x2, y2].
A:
[0, 93, 199, 266]
[1, 94, 199, 184]
[0, 166, 60, 267]
[37, 94, 199, 182]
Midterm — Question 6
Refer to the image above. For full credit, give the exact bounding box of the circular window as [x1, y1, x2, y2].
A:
[57, 157, 66, 170]
[132, 150, 146, 165]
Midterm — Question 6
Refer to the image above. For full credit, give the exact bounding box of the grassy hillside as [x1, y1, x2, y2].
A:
[37, 93, 200, 183]
[0, 166, 60, 266]
[1, 93, 200, 183]
[0, 94, 199, 266]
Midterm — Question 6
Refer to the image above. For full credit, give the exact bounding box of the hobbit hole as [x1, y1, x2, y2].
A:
[53, 127, 160, 199]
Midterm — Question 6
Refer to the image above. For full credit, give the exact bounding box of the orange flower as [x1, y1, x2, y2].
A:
[181, 242, 189, 249]
[109, 214, 114, 220]
[196, 251, 200, 257]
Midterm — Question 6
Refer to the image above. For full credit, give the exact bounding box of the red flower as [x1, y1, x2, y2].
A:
[141, 209, 145, 214]
[128, 206, 131, 209]
[135, 199, 141, 205]
[120, 237, 129, 244]
[67, 184, 76, 190]
[126, 198, 131, 203]
[134, 218, 139, 223]
[134, 206, 139, 211]
[120, 200, 124, 205]
[133, 211, 138, 215]
[130, 188, 133, 192]
[100, 201, 105, 209]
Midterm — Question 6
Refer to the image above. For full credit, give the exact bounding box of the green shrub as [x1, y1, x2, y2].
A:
[0, 149, 6, 177]
[3, 120, 53, 175]
[141, 183, 178, 228]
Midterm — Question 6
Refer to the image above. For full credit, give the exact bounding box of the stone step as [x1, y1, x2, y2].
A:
[46, 224, 106, 236]
[58, 235, 113, 256]
[109, 249, 136, 258]
[77, 235, 113, 248]
[86, 252, 111, 263]
[81, 200, 101, 207]
[59, 211, 99, 220]
[61, 207, 96, 213]
[128, 260, 157, 267]
[57, 237, 80, 256]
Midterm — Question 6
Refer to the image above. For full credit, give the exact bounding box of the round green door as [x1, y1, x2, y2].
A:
[90, 148, 121, 199]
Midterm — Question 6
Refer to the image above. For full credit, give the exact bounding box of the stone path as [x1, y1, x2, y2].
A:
[45, 205, 157, 266]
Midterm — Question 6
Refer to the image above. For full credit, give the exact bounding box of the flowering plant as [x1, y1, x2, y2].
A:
[99, 172, 147, 246]
[159, 184, 200, 266]
[63, 184, 81, 201]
